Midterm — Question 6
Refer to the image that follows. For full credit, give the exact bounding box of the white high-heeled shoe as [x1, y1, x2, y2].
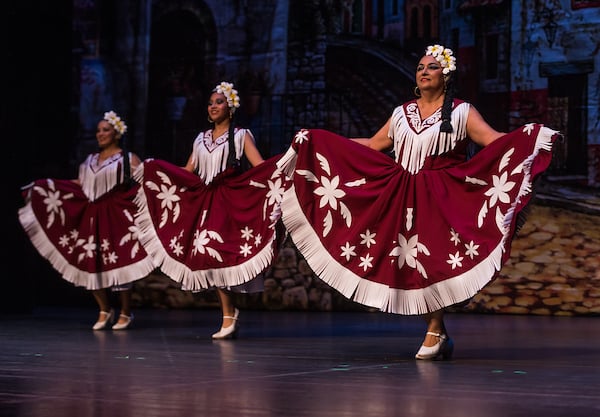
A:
[212, 308, 240, 340]
[92, 309, 114, 330]
[112, 313, 134, 330]
[415, 331, 454, 360]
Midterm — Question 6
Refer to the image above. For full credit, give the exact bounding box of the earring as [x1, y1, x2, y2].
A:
[414, 86, 421, 97]
[207, 116, 214, 123]
[229, 111, 233, 119]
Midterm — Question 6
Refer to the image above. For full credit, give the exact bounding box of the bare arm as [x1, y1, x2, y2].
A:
[183, 153, 195, 173]
[243, 131, 265, 167]
[466, 106, 505, 147]
[129, 153, 142, 173]
[350, 117, 394, 152]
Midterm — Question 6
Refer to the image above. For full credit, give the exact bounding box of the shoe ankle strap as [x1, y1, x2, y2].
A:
[426, 331, 447, 340]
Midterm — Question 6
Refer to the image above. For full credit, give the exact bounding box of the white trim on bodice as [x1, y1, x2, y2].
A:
[389, 101, 470, 174]
[190, 128, 254, 184]
[78, 152, 130, 201]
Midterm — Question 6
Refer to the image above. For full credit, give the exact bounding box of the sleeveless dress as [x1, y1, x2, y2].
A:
[18, 152, 156, 290]
[134, 128, 290, 292]
[276, 99, 559, 314]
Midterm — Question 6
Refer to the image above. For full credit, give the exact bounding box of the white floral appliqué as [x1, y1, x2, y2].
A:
[294, 129, 310, 144]
[467, 147, 518, 229]
[33, 179, 74, 229]
[144, 169, 182, 229]
[389, 233, 431, 279]
[296, 152, 364, 237]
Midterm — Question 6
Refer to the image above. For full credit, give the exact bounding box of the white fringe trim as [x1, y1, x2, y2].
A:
[281, 185, 501, 315]
[391, 102, 469, 174]
[132, 160, 145, 183]
[79, 152, 130, 201]
[500, 125, 557, 234]
[134, 170, 274, 292]
[190, 129, 247, 184]
[280, 124, 557, 315]
[18, 201, 155, 290]
[275, 145, 298, 179]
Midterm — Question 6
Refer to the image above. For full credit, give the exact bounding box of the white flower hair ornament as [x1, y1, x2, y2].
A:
[103, 111, 128, 136]
[426, 44, 457, 75]
[214, 81, 241, 112]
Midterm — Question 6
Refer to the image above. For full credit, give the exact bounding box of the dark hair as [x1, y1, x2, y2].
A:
[120, 131, 138, 188]
[226, 112, 239, 170]
[440, 73, 455, 133]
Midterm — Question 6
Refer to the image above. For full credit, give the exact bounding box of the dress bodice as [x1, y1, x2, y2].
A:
[190, 127, 254, 184]
[78, 152, 129, 201]
[388, 99, 470, 173]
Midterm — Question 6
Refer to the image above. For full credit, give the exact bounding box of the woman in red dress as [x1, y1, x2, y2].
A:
[19, 111, 155, 330]
[135, 81, 288, 339]
[277, 45, 559, 360]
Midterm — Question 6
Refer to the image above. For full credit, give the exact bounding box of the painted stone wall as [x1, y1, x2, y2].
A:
[464, 204, 600, 316]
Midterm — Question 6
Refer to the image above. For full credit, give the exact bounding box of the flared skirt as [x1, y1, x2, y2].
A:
[276, 124, 557, 314]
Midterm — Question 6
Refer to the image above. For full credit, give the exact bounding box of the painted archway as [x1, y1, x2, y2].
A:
[146, 1, 217, 164]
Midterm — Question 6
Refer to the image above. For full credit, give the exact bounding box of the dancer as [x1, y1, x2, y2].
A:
[19, 111, 155, 330]
[277, 44, 559, 359]
[135, 81, 288, 339]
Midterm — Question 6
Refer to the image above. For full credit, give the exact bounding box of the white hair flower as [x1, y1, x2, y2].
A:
[103, 110, 128, 136]
[426, 44, 457, 75]
[214, 81, 241, 112]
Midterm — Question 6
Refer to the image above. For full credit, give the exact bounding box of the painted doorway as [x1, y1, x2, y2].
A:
[547, 74, 588, 178]
[146, 7, 215, 165]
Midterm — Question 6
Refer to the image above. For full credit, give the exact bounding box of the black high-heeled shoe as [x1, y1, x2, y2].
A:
[415, 331, 454, 360]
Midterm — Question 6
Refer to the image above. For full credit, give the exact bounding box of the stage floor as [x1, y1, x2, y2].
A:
[1, 307, 599, 417]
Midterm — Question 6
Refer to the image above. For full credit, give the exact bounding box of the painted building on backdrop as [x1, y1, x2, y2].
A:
[58, 0, 600, 314]
[71, 0, 600, 186]
[344, 0, 600, 186]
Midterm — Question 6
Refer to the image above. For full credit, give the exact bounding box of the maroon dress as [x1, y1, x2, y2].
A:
[18, 152, 155, 290]
[277, 100, 558, 314]
[134, 128, 290, 292]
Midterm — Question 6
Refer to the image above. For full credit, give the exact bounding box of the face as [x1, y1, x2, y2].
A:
[96, 120, 119, 149]
[416, 55, 445, 93]
[207, 92, 231, 123]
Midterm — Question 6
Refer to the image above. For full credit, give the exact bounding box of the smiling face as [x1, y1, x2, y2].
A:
[96, 120, 119, 149]
[207, 92, 231, 123]
[415, 55, 446, 94]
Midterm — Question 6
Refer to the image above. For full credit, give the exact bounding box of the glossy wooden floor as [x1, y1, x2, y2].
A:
[1, 307, 599, 417]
